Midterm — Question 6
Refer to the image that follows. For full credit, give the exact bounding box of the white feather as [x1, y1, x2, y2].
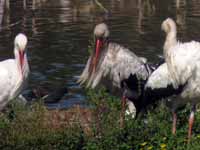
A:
[145, 63, 173, 90]
[125, 99, 136, 119]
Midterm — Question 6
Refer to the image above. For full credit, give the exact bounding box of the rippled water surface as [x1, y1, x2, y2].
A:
[1, 0, 200, 108]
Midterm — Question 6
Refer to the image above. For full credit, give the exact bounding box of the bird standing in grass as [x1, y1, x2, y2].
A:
[148, 17, 200, 141]
[0, 33, 29, 110]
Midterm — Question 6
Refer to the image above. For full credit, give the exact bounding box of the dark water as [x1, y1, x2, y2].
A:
[0, 0, 200, 108]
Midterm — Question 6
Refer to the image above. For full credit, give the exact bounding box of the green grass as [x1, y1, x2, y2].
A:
[1, 88, 200, 149]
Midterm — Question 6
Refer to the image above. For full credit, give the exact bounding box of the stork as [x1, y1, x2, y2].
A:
[0, 33, 29, 110]
[78, 23, 164, 118]
[164, 17, 200, 140]
[146, 17, 200, 141]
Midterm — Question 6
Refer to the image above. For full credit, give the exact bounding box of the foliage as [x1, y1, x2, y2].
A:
[1, 90, 200, 149]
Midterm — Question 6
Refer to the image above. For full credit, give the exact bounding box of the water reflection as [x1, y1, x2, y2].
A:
[0, 0, 200, 108]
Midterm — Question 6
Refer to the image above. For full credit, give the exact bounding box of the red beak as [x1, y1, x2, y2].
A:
[19, 51, 25, 73]
[93, 38, 103, 72]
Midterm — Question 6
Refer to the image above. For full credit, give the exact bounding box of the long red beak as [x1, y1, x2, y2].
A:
[19, 51, 25, 74]
[93, 38, 103, 72]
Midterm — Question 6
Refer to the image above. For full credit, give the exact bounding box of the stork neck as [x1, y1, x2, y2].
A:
[163, 29, 177, 58]
[164, 31, 177, 51]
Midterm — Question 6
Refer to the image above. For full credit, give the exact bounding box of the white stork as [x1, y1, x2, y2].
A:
[0, 33, 29, 110]
[145, 17, 200, 141]
[145, 18, 180, 135]
[78, 23, 164, 118]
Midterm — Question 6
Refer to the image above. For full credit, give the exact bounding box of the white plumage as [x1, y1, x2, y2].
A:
[167, 41, 200, 91]
[159, 18, 200, 140]
[162, 18, 200, 101]
[0, 33, 29, 110]
[145, 63, 173, 90]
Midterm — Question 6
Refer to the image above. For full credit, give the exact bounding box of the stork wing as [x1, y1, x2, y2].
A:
[145, 63, 172, 90]
[110, 47, 149, 88]
[144, 63, 184, 100]
[77, 56, 92, 85]
[84, 43, 150, 88]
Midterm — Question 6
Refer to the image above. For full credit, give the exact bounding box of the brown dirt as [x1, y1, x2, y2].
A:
[43, 105, 95, 135]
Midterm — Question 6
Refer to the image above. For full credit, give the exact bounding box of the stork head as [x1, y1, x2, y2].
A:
[94, 23, 110, 39]
[92, 23, 109, 72]
[161, 18, 177, 34]
[14, 33, 28, 73]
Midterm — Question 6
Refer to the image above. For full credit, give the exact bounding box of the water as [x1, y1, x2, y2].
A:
[0, 0, 200, 108]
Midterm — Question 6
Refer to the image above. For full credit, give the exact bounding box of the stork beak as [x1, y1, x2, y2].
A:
[93, 38, 103, 72]
[19, 50, 25, 74]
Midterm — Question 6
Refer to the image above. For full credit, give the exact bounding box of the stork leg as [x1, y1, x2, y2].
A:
[188, 105, 196, 142]
[172, 111, 177, 135]
[120, 95, 126, 128]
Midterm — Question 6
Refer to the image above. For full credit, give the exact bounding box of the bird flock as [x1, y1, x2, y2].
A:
[1, 18, 200, 141]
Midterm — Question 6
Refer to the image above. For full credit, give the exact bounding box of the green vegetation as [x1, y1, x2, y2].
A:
[1, 88, 200, 149]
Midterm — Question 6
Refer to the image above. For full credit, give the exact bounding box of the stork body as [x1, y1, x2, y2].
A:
[166, 40, 200, 140]
[0, 33, 29, 110]
[163, 18, 200, 140]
